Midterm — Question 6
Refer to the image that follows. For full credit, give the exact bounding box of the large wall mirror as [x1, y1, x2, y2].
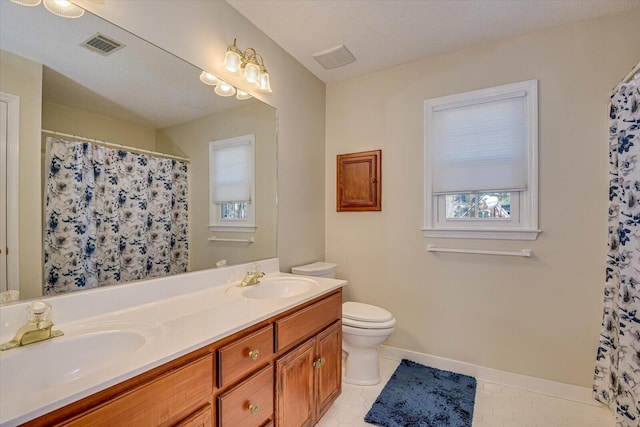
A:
[0, 0, 277, 301]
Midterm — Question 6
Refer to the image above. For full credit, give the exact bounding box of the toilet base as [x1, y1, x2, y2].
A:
[343, 346, 381, 385]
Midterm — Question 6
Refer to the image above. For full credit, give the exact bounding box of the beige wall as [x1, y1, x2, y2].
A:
[42, 101, 157, 151]
[157, 102, 277, 269]
[75, 0, 327, 273]
[325, 9, 640, 388]
[0, 50, 43, 299]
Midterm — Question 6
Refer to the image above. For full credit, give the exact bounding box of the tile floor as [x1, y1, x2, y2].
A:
[317, 357, 614, 427]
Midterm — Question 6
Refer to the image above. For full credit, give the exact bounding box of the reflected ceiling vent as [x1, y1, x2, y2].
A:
[80, 33, 125, 56]
[312, 44, 356, 69]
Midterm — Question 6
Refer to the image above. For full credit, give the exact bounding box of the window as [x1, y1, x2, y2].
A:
[423, 80, 539, 240]
[209, 134, 256, 232]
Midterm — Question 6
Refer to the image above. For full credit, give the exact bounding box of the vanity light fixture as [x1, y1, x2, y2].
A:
[10, 0, 84, 18]
[222, 39, 272, 93]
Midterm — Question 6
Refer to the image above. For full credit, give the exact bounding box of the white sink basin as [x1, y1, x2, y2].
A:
[242, 277, 318, 299]
[0, 321, 162, 396]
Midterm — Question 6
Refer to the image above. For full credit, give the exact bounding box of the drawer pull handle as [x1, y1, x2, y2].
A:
[248, 403, 259, 414]
[313, 357, 326, 368]
[248, 349, 260, 360]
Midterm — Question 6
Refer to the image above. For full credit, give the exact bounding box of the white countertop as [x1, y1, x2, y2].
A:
[0, 259, 347, 426]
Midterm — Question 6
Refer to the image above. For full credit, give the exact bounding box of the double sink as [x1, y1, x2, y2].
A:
[0, 276, 318, 403]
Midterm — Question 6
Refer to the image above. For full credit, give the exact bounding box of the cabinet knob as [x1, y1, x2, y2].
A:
[313, 357, 326, 368]
[248, 349, 260, 360]
[248, 403, 259, 414]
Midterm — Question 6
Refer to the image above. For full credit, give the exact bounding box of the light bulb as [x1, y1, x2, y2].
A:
[236, 89, 252, 100]
[223, 50, 241, 74]
[243, 62, 260, 87]
[257, 68, 272, 93]
[214, 81, 236, 97]
[199, 71, 219, 86]
[43, 0, 84, 18]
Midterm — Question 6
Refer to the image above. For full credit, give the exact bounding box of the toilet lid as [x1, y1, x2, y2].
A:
[343, 302, 394, 323]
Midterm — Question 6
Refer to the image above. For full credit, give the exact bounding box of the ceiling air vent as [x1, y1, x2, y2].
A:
[313, 44, 356, 69]
[80, 33, 125, 56]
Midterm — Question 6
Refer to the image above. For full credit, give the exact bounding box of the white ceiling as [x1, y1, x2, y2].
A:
[226, 0, 640, 83]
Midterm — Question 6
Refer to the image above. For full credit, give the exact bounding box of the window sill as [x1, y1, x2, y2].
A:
[422, 228, 541, 241]
[208, 224, 257, 233]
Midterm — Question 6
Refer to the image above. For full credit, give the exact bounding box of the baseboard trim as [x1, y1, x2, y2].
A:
[379, 345, 601, 407]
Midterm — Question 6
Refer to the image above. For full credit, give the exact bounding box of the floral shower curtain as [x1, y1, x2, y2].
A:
[593, 72, 640, 426]
[43, 137, 189, 294]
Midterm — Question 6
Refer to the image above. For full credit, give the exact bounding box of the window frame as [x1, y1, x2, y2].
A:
[423, 80, 540, 240]
[208, 134, 256, 233]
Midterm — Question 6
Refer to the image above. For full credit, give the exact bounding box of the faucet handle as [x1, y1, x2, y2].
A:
[26, 301, 52, 323]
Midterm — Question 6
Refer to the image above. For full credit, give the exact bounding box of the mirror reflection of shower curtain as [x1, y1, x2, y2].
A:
[593, 71, 640, 426]
[43, 137, 189, 294]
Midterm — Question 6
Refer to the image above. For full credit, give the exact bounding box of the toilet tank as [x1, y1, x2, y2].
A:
[291, 262, 337, 279]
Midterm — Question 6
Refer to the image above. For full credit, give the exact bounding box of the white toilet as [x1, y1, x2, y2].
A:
[341, 301, 396, 385]
[291, 262, 396, 386]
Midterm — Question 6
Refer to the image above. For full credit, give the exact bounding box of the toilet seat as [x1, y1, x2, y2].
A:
[342, 302, 396, 329]
[343, 317, 397, 329]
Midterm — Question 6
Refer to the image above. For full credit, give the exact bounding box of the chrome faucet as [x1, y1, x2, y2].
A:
[0, 301, 63, 351]
[240, 263, 265, 287]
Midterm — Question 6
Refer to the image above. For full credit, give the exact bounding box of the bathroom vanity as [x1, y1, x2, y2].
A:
[0, 259, 346, 427]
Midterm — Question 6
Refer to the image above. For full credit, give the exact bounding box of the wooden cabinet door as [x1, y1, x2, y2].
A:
[315, 321, 342, 419]
[276, 339, 315, 427]
[336, 150, 381, 211]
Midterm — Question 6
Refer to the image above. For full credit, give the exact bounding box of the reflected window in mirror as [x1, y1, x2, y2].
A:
[209, 134, 256, 232]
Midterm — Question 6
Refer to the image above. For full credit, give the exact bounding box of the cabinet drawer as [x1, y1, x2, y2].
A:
[218, 325, 274, 388]
[174, 404, 213, 427]
[276, 292, 342, 352]
[218, 364, 274, 427]
[63, 354, 213, 427]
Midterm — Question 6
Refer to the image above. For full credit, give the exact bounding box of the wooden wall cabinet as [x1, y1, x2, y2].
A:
[337, 150, 381, 211]
[24, 289, 342, 427]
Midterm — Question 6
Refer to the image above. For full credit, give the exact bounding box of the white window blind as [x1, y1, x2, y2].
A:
[211, 141, 253, 203]
[430, 93, 527, 195]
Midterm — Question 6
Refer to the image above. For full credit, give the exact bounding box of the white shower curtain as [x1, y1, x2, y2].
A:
[43, 137, 189, 294]
[593, 72, 640, 426]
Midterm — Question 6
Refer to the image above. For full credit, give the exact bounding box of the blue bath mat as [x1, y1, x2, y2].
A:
[364, 359, 476, 427]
